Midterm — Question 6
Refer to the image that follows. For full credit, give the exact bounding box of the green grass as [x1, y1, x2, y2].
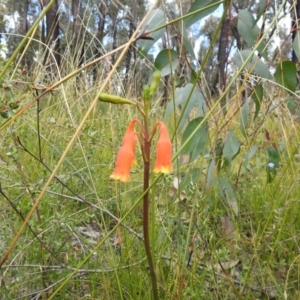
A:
[1, 80, 300, 299]
[1, 5, 300, 300]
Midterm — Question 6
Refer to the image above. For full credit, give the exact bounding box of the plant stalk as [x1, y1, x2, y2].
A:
[143, 114, 159, 300]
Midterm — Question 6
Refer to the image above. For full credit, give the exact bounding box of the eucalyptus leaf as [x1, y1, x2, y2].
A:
[240, 97, 251, 137]
[181, 117, 208, 162]
[138, 9, 165, 56]
[223, 130, 240, 164]
[233, 50, 273, 80]
[242, 145, 258, 171]
[266, 146, 280, 183]
[164, 83, 206, 131]
[205, 159, 215, 189]
[237, 10, 266, 57]
[252, 83, 263, 119]
[293, 28, 300, 61]
[213, 177, 238, 215]
[179, 22, 196, 59]
[179, 168, 201, 190]
[256, 0, 267, 23]
[154, 49, 179, 76]
[184, 0, 220, 28]
[286, 96, 296, 114]
[274, 61, 297, 93]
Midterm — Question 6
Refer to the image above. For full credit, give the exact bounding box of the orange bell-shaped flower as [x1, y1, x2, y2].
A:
[122, 119, 137, 153]
[153, 122, 172, 174]
[110, 132, 136, 182]
[122, 120, 137, 145]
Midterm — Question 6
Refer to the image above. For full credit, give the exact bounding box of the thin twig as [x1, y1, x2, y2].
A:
[0, 185, 61, 265]
[35, 91, 43, 161]
[2, 258, 146, 273]
[45, 189, 143, 241]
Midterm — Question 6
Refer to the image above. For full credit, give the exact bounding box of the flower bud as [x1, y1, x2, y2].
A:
[149, 70, 161, 96]
[99, 93, 136, 106]
[143, 85, 150, 102]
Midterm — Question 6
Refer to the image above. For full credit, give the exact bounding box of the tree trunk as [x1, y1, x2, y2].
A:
[21, 0, 29, 66]
[44, 0, 60, 67]
[19, 0, 29, 34]
[96, 3, 106, 53]
[217, 18, 230, 93]
[161, 32, 169, 106]
[111, 9, 119, 67]
[93, 3, 107, 82]
[124, 0, 137, 84]
[71, 0, 85, 67]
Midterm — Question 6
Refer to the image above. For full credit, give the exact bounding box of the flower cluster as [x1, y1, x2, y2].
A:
[110, 120, 172, 182]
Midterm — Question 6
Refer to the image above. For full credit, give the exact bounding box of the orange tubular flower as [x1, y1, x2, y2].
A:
[110, 132, 137, 182]
[153, 122, 172, 174]
[121, 119, 140, 155]
[122, 120, 137, 145]
[110, 121, 139, 182]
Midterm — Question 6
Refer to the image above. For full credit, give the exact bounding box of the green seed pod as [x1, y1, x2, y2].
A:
[143, 85, 150, 102]
[149, 70, 161, 96]
[99, 93, 136, 105]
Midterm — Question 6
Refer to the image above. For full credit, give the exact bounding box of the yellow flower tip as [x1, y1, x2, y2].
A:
[153, 165, 172, 174]
[110, 172, 130, 182]
[110, 145, 134, 182]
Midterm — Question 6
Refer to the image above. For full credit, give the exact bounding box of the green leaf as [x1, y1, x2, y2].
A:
[0, 112, 9, 119]
[138, 9, 165, 56]
[4, 87, 13, 100]
[174, 76, 186, 88]
[190, 68, 197, 84]
[9, 102, 19, 109]
[179, 168, 201, 190]
[184, 0, 220, 28]
[274, 61, 297, 93]
[154, 49, 179, 76]
[213, 177, 238, 215]
[242, 145, 258, 171]
[181, 117, 208, 162]
[215, 138, 223, 172]
[293, 27, 300, 61]
[255, 0, 267, 24]
[164, 83, 206, 131]
[179, 22, 196, 59]
[205, 159, 215, 189]
[233, 50, 273, 80]
[237, 10, 266, 57]
[223, 130, 240, 164]
[266, 146, 280, 183]
[286, 96, 296, 114]
[252, 83, 263, 120]
[240, 97, 251, 137]
[7, 110, 15, 118]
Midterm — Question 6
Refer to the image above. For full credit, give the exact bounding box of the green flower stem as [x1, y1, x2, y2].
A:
[143, 105, 159, 299]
